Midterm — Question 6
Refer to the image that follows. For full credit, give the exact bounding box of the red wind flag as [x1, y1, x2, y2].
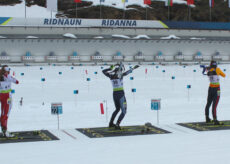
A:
[187, 0, 194, 5]
[74, 0, 82, 3]
[100, 103, 104, 114]
[144, 0, 151, 5]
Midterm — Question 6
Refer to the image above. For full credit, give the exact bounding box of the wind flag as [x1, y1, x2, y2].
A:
[144, 0, 151, 5]
[100, 0, 105, 2]
[122, 0, 128, 3]
[187, 0, 194, 5]
[209, 0, 214, 7]
[75, 0, 82, 3]
[165, 0, 173, 6]
[47, 0, 58, 11]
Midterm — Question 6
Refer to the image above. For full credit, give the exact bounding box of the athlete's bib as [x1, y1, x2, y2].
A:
[209, 75, 219, 83]
[111, 79, 124, 91]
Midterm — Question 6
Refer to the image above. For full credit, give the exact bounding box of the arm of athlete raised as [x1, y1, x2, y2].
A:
[7, 75, 19, 84]
[216, 67, 226, 78]
[122, 65, 140, 76]
[102, 68, 113, 78]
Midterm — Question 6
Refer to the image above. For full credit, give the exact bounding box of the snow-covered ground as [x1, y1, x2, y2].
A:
[0, 0, 187, 18]
[1, 64, 230, 164]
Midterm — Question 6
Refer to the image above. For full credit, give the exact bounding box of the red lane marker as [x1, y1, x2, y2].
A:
[62, 130, 77, 140]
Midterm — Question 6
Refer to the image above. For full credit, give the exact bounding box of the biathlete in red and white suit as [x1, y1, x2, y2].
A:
[0, 65, 19, 137]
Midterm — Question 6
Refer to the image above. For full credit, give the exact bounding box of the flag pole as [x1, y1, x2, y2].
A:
[168, 5, 170, 20]
[24, 0, 27, 19]
[187, 4, 189, 21]
[146, 5, 148, 20]
[123, 2, 125, 19]
[209, 7, 212, 22]
[76, 2, 78, 18]
[229, 0, 230, 12]
[187, 4, 190, 21]
[24, 0, 27, 26]
[166, 0, 170, 21]
[100, 1, 102, 19]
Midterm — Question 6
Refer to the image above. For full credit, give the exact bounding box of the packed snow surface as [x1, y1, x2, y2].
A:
[63, 33, 77, 39]
[1, 64, 230, 164]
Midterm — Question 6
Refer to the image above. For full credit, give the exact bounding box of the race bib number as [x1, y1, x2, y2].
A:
[111, 79, 123, 88]
[209, 75, 219, 83]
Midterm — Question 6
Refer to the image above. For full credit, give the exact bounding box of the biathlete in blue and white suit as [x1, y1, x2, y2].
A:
[102, 63, 139, 129]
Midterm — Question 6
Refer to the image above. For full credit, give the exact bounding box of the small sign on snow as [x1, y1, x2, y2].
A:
[51, 103, 63, 115]
[151, 99, 161, 110]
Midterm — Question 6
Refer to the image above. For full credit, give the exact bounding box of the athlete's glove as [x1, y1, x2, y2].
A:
[133, 65, 140, 69]
[110, 65, 114, 70]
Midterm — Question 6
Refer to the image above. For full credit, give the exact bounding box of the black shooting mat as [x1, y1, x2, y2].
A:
[77, 124, 171, 138]
[177, 120, 230, 131]
[0, 130, 59, 144]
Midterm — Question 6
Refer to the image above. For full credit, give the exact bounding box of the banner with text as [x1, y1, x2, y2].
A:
[0, 17, 168, 28]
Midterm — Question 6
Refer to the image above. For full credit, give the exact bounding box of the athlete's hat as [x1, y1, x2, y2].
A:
[210, 60, 217, 68]
[4, 67, 10, 72]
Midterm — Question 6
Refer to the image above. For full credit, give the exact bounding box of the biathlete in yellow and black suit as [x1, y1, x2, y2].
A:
[204, 61, 225, 125]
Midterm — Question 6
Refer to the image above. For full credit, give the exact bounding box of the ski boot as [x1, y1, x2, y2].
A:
[114, 123, 121, 130]
[206, 116, 212, 123]
[4, 131, 14, 138]
[1, 127, 14, 138]
[213, 119, 223, 125]
[1, 127, 6, 137]
[109, 122, 116, 128]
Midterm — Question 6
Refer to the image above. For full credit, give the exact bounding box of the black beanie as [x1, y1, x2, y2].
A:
[210, 60, 217, 68]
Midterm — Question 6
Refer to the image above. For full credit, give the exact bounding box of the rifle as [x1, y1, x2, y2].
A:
[200, 65, 210, 75]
